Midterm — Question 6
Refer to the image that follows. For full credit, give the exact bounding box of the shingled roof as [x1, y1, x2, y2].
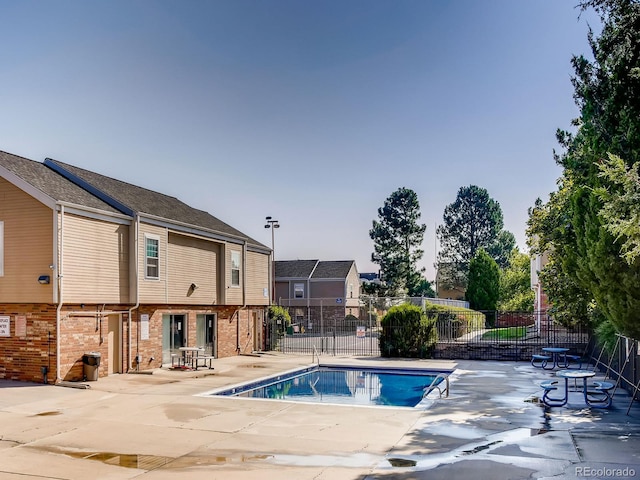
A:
[275, 260, 356, 280]
[311, 260, 355, 279]
[275, 260, 320, 279]
[0, 150, 268, 250]
[44, 158, 266, 249]
[0, 151, 121, 213]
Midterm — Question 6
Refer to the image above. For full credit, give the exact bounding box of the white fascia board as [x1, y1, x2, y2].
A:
[0, 164, 56, 209]
[58, 203, 133, 225]
[139, 213, 267, 251]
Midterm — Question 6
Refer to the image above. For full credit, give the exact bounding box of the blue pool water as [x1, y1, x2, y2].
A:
[211, 366, 450, 408]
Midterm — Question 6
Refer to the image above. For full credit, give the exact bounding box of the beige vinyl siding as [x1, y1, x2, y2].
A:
[225, 245, 243, 304]
[62, 213, 130, 304]
[0, 178, 53, 303]
[245, 250, 269, 305]
[167, 232, 219, 304]
[344, 265, 361, 307]
[138, 224, 167, 303]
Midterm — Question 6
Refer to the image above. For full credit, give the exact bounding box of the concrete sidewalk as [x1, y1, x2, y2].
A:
[0, 354, 638, 479]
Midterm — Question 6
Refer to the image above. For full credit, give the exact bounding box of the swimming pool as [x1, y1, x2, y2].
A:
[208, 365, 451, 408]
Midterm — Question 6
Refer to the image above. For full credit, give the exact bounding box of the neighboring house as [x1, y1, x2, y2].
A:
[435, 262, 466, 301]
[0, 150, 271, 383]
[530, 251, 550, 313]
[274, 260, 360, 330]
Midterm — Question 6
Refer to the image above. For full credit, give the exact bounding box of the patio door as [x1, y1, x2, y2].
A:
[196, 314, 216, 356]
[162, 314, 186, 364]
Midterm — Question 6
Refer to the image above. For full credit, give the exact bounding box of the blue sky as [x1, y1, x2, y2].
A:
[0, 1, 599, 280]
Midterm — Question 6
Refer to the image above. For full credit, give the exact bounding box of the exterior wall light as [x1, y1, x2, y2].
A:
[38, 275, 51, 284]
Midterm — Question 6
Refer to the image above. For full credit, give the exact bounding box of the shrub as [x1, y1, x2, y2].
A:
[268, 305, 291, 335]
[424, 301, 485, 338]
[379, 304, 437, 358]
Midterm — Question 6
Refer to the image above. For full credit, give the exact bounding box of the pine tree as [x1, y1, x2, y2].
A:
[370, 187, 428, 297]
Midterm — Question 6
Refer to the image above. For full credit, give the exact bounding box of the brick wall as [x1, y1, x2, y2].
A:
[0, 303, 267, 383]
[0, 304, 57, 383]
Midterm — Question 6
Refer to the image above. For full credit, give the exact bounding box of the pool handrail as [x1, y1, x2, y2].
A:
[312, 346, 320, 367]
[423, 373, 449, 398]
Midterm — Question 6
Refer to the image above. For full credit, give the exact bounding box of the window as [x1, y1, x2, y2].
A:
[0, 221, 3, 276]
[145, 235, 159, 279]
[294, 283, 304, 299]
[231, 251, 241, 286]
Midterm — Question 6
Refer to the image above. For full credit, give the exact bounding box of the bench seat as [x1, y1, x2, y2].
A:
[531, 354, 551, 369]
[195, 355, 215, 369]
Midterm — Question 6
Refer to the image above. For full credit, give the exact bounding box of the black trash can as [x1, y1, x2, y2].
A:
[82, 352, 101, 381]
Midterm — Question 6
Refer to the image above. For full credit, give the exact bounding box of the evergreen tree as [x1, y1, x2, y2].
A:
[370, 187, 428, 297]
[466, 248, 500, 311]
[537, 0, 640, 339]
[437, 185, 515, 289]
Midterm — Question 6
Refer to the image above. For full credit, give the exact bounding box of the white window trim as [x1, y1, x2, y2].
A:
[0, 221, 4, 277]
[144, 234, 160, 280]
[231, 251, 241, 287]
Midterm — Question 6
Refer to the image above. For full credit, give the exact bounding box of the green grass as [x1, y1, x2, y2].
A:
[481, 326, 527, 340]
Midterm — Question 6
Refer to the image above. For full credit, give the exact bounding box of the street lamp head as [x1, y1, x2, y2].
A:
[264, 224, 270, 228]
[273, 223, 280, 228]
[265, 216, 272, 221]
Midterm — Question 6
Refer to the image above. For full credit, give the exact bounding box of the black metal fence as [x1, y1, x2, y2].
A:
[266, 298, 640, 406]
[267, 302, 590, 361]
[587, 334, 640, 411]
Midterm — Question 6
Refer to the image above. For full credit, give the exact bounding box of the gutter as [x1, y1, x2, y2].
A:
[236, 240, 248, 353]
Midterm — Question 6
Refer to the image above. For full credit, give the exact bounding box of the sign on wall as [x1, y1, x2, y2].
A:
[140, 314, 150, 340]
[0, 316, 10, 337]
[15, 316, 26, 337]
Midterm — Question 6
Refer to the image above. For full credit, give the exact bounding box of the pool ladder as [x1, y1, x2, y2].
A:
[423, 373, 450, 399]
[312, 346, 320, 367]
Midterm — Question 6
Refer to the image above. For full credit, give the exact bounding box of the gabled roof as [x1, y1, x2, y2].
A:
[45, 158, 266, 249]
[312, 260, 355, 279]
[275, 260, 319, 279]
[0, 150, 268, 250]
[0, 151, 121, 213]
[275, 260, 356, 280]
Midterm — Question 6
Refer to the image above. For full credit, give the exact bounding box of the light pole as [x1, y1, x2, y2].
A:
[265, 216, 280, 303]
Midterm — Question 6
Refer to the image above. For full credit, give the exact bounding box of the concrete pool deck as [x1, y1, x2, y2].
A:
[0, 353, 638, 479]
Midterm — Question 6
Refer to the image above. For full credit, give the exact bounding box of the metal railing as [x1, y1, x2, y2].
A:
[267, 305, 590, 361]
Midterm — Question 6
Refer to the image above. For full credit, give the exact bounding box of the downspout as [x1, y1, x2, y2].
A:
[127, 214, 140, 372]
[55, 205, 64, 383]
[236, 240, 247, 353]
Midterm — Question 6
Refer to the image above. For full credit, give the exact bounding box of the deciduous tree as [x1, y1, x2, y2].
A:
[498, 250, 534, 312]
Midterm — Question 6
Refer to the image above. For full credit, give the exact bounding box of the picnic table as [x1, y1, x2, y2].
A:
[178, 347, 215, 370]
[542, 347, 570, 369]
[540, 369, 614, 408]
